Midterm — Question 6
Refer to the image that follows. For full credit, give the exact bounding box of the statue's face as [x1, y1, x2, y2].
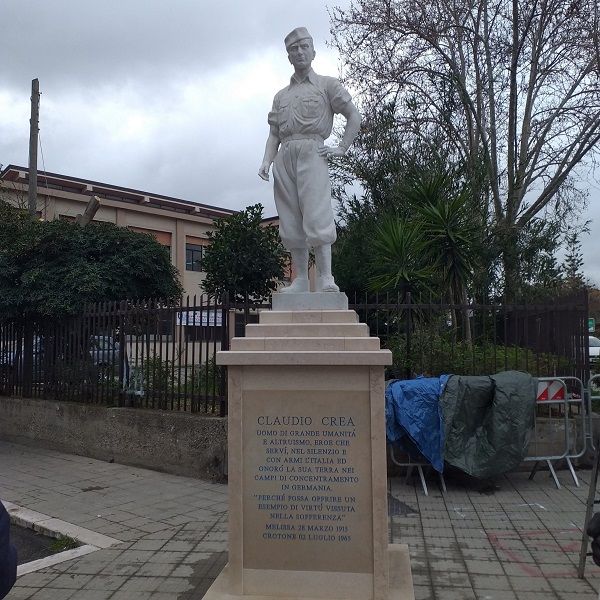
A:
[287, 38, 315, 70]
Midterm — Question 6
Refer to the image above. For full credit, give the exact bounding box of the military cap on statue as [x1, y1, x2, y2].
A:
[284, 27, 313, 49]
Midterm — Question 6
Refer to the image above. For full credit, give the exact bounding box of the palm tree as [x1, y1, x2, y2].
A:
[368, 216, 436, 297]
[419, 195, 482, 341]
[369, 169, 484, 342]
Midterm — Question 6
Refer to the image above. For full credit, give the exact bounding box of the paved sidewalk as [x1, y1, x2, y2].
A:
[2, 439, 600, 599]
[389, 466, 600, 599]
[1, 441, 228, 599]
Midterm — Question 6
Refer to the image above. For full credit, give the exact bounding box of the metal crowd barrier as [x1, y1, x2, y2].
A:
[388, 375, 595, 494]
[526, 376, 588, 489]
[587, 374, 600, 454]
[388, 444, 446, 497]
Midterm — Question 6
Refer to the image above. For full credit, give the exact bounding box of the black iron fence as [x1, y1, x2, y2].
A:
[0, 290, 590, 414]
[0, 296, 230, 415]
[348, 290, 590, 383]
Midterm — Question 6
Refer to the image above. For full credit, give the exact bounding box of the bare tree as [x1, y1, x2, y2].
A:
[330, 0, 600, 293]
[0, 179, 29, 211]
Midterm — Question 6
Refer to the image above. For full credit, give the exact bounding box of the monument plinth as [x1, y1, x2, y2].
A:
[208, 303, 414, 600]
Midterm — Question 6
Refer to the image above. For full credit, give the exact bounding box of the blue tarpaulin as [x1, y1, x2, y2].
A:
[385, 375, 449, 472]
[385, 372, 537, 479]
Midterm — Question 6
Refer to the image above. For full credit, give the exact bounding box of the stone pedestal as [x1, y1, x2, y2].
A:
[208, 305, 414, 600]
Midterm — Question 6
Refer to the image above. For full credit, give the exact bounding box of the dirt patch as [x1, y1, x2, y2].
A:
[10, 522, 79, 565]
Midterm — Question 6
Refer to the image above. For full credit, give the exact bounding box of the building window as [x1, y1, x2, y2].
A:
[128, 226, 172, 247]
[185, 324, 219, 343]
[186, 243, 205, 272]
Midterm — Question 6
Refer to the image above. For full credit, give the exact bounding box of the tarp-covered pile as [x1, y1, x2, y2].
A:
[385, 371, 537, 479]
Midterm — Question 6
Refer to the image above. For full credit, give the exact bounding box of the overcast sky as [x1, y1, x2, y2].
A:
[1, 0, 599, 285]
[0, 1, 348, 213]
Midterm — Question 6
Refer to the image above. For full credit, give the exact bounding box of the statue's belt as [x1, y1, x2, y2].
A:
[280, 134, 324, 144]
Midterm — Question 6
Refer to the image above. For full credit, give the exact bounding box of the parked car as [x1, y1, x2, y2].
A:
[590, 336, 600, 363]
[0, 335, 119, 377]
[89, 336, 119, 367]
[0, 336, 44, 380]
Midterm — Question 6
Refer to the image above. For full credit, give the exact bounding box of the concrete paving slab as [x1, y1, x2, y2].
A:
[389, 467, 600, 599]
[3, 439, 600, 599]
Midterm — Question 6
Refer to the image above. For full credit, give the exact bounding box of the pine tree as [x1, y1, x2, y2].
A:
[562, 232, 587, 290]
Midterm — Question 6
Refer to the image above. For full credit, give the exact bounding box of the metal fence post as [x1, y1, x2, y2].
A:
[405, 292, 412, 380]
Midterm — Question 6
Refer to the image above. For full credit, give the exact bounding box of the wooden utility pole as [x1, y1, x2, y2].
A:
[28, 78, 40, 218]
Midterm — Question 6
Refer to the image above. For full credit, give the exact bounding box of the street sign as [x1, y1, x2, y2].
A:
[589, 318, 596, 333]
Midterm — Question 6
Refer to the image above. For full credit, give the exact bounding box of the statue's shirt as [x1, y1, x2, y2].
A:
[268, 69, 352, 141]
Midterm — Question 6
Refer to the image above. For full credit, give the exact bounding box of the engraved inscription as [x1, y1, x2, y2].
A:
[253, 414, 359, 542]
[243, 389, 373, 573]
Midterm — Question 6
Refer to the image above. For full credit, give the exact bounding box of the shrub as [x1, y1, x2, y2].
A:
[385, 330, 572, 378]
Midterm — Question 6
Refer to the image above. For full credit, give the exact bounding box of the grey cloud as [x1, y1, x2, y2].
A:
[1, 0, 337, 96]
[4, 0, 598, 282]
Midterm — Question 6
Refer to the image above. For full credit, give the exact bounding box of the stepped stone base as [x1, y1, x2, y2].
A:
[203, 544, 415, 600]
[214, 308, 414, 600]
[272, 291, 348, 311]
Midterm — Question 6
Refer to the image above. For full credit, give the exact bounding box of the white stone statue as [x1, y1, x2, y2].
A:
[259, 27, 361, 293]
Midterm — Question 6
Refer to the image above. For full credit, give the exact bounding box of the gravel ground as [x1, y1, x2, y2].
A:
[10, 522, 56, 565]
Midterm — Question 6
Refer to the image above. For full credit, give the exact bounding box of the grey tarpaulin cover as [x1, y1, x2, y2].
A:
[385, 371, 537, 479]
[440, 371, 537, 478]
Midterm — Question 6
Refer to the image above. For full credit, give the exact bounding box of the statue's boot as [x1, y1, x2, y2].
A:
[314, 244, 339, 293]
[280, 248, 310, 293]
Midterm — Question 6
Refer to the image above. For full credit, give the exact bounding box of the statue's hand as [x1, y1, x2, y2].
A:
[258, 163, 271, 181]
[316, 145, 347, 159]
